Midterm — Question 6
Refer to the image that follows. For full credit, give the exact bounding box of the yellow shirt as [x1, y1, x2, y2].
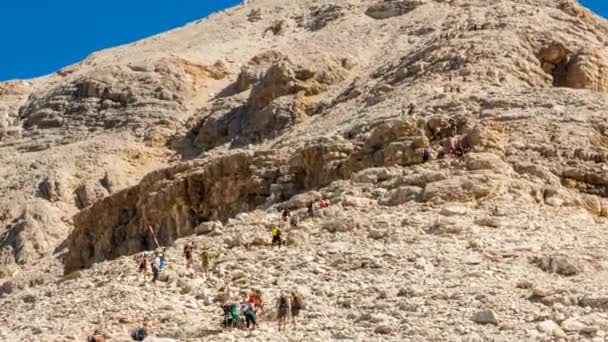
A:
[271, 228, 281, 236]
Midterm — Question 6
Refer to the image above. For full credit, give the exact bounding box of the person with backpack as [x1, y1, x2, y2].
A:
[200, 246, 216, 275]
[151, 254, 161, 283]
[282, 208, 291, 222]
[291, 291, 303, 330]
[248, 290, 264, 314]
[290, 214, 300, 228]
[159, 248, 166, 270]
[135, 254, 148, 281]
[271, 226, 282, 248]
[277, 291, 291, 332]
[183, 242, 193, 269]
[307, 202, 314, 218]
[423, 148, 431, 163]
[320, 199, 327, 209]
[241, 300, 257, 329]
[131, 327, 146, 341]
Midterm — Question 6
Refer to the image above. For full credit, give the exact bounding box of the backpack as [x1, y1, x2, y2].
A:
[290, 215, 300, 225]
[292, 294, 305, 310]
[132, 328, 145, 341]
[279, 294, 290, 308]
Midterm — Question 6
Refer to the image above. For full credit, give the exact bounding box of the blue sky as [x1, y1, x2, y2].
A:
[0, 0, 605, 81]
[0, 0, 241, 81]
[581, 0, 607, 18]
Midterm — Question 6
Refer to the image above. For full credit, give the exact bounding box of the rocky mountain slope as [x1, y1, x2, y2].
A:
[3, 0, 608, 340]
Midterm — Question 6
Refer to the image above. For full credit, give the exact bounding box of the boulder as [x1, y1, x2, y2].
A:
[531, 255, 583, 276]
[365, 0, 422, 20]
[471, 309, 498, 325]
[195, 221, 223, 235]
[536, 320, 565, 337]
[374, 325, 393, 335]
[286, 230, 309, 246]
[322, 217, 357, 233]
[285, 191, 322, 209]
[465, 153, 510, 174]
[0, 281, 13, 297]
[422, 174, 505, 203]
[463, 253, 483, 265]
[379, 186, 421, 206]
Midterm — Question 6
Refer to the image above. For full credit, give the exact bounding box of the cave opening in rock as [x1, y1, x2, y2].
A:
[538, 42, 573, 88]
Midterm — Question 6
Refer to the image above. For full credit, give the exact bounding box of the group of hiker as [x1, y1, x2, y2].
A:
[183, 242, 217, 275]
[134, 249, 166, 283]
[271, 199, 328, 248]
[221, 289, 304, 332]
[421, 116, 471, 163]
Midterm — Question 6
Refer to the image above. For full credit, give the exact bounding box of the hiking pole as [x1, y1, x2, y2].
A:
[146, 222, 161, 249]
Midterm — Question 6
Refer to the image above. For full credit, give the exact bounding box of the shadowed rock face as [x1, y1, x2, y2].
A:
[65, 121, 436, 272]
[539, 43, 608, 92]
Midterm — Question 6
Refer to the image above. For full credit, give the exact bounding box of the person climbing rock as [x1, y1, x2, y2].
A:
[277, 291, 291, 332]
[200, 246, 216, 275]
[151, 253, 161, 283]
[290, 213, 300, 228]
[423, 148, 431, 163]
[136, 254, 148, 281]
[282, 208, 291, 222]
[320, 199, 328, 209]
[183, 242, 193, 269]
[449, 137, 458, 156]
[271, 226, 283, 248]
[408, 103, 416, 115]
[449, 118, 458, 136]
[291, 291, 303, 330]
[241, 300, 257, 329]
[307, 202, 315, 218]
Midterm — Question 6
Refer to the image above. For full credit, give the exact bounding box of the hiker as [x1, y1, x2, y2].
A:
[448, 137, 458, 155]
[408, 103, 416, 115]
[87, 330, 105, 342]
[136, 254, 148, 281]
[249, 290, 264, 313]
[200, 246, 216, 275]
[241, 300, 257, 329]
[151, 254, 161, 283]
[183, 242, 193, 269]
[159, 248, 166, 270]
[131, 327, 146, 341]
[271, 226, 282, 248]
[320, 199, 328, 209]
[291, 291, 303, 330]
[290, 213, 300, 228]
[449, 118, 458, 136]
[282, 208, 291, 222]
[307, 202, 315, 218]
[222, 303, 240, 328]
[277, 291, 291, 332]
[423, 148, 431, 163]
